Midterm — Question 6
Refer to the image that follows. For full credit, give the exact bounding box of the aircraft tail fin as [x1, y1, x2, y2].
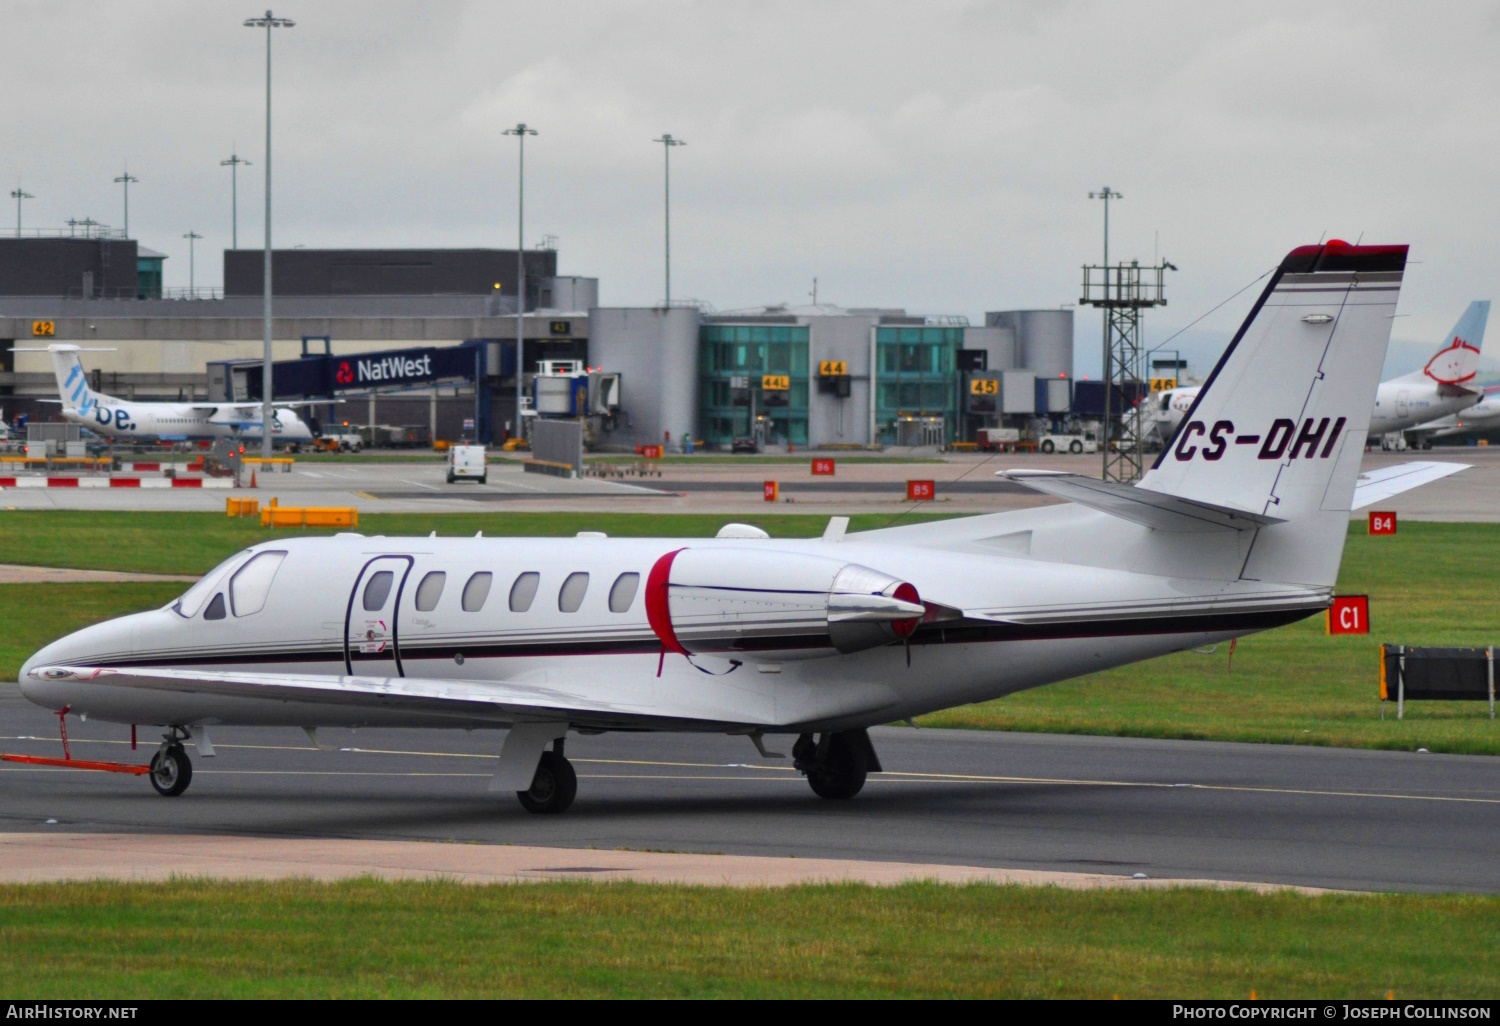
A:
[1139, 240, 1407, 588]
[1392, 300, 1489, 388]
[48, 345, 98, 415]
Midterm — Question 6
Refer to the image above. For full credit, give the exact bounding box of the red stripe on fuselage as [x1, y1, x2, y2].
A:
[645, 548, 688, 655]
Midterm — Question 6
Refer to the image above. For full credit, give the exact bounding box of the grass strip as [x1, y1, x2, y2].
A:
[0, 510, 953, 576]
[0, 878, 1496, 998]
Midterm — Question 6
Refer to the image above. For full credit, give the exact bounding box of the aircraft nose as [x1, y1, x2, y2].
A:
[18, 615, 143, 712]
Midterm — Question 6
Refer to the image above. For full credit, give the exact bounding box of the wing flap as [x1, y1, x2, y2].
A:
[1350, 461, 1468, 510]
[998, 470, 1283, 533]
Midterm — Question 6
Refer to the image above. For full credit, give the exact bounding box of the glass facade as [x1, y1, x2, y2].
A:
[874, 326, 961, 444]
[699, 323, 810, 446]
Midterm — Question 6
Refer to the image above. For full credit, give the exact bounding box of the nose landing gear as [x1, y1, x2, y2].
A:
[149, 728, 194, 797]
[793, 729, 882, 800]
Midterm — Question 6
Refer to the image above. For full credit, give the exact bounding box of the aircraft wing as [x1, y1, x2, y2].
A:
[1350, 461, 1468, 510]
[998, 470, 1283, 532]
[30, 664, 775, 732]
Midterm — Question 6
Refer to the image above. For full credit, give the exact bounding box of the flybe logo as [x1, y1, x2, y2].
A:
[1174, 416, 1347, 462]
[357, 354, 432, 383]
[63, 363, 97, 417]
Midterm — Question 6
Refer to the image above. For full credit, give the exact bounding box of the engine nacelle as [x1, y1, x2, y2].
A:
[644, 547, 923, 659]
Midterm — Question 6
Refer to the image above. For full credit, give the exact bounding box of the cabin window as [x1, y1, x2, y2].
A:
[558, 572, 590, 613]
[203, 593, 227, 620]
[229, 551, 287, 617]
[363, 571, 394, 611]
[414, 571, 446, 612]
[608, 573, 640, 613]
[462, 572, 493, 612]
[509, 572, 539, 612]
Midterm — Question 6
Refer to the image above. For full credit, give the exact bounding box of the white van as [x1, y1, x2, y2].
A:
[447, 444, 487, 484]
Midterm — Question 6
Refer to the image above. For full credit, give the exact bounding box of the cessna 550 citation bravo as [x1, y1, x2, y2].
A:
[17, 241, 1467, 813]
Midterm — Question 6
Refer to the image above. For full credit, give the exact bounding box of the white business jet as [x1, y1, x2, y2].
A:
[27, 344, 313, 445]
[1146, 300, 1490, 451]
[18, 241, 1466, 814]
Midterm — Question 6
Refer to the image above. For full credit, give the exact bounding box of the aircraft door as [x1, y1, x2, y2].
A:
[1397, 390, 1410, 418]
[345, 555, 414, 675]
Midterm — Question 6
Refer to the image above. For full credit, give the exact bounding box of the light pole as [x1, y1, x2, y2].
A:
[503, 123, 536, 442]
[653, 134, 685, 305]
[1090, 186, 1121, 476]
[183, 231, 203, 294]
[114, 169, 139, 237]
[245, 10, 295, 458]
[220, 151, 251, 249]
[10, 188, 32, 232]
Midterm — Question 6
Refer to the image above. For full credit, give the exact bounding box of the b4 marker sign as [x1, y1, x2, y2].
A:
[1327, 595, 1369, 635]
[1369, 511, 1396, 535]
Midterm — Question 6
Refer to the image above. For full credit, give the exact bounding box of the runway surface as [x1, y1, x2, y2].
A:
[2, 691, 1496, 893]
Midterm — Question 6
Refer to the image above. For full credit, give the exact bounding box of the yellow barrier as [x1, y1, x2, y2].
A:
[259, 503, 358, 529]
[226, 497, 261, 517]
[243, 457, 294, 472]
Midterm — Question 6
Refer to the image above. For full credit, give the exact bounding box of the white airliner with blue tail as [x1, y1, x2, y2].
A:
[31, 344, 313, 445]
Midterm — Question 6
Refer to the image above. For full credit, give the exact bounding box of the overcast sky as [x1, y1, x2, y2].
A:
[5, 1, 1498, 376]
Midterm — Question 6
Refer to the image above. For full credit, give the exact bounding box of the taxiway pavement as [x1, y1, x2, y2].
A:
[2, 691, 1495, 893]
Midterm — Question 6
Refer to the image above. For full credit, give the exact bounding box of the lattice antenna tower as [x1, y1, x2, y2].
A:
[1081, 187, 1174, 482]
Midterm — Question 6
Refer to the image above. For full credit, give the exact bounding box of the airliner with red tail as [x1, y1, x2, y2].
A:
[16, 241, 1468, 814]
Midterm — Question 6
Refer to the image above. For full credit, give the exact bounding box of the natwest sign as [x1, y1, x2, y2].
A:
[356, 353, 433, 384]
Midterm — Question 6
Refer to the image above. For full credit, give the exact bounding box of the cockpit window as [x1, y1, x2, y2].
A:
[172, 552, 250, 618]
[204, 593, 227, 620]
[229, 551, 287, 617]
[363, 571, 395, 611]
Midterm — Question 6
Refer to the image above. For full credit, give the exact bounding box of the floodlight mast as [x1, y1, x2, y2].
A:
[113, 169, 139, 238]
[10, 188, 33, 232]
[183, 231, 203, 293]
[654, 134, 685, 305]
[244, 10, 294, 459]
[503, 123, 537, 444]
[220, 152, 251, 250]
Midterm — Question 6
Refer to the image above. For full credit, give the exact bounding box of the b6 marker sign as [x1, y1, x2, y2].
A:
[1327, 595, 1369, 635]
[811, 458, 835, 476]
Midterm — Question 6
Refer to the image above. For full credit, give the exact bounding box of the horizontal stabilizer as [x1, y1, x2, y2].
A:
[997, 470, 1283, 533]
[1350, 461, 1468, 510]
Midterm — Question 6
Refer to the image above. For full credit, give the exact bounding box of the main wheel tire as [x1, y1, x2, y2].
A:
[479, 474, 487, 485]
[149, 745, 192, 797]
[517, 750, 578, 814]
[805, 732, 868, 800]
[1040, 440, 1055, 453]
[446, 472, 456, 484]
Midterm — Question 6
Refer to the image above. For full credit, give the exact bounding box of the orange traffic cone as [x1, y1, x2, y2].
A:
[250, 471, 258, 489]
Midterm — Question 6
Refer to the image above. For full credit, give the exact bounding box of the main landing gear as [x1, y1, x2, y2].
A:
[517, 739, 577, 814]
[793, 729, 882, 800]
[149, 728, 193, 798]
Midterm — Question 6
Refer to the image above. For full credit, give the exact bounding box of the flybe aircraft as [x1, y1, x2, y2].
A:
[32, 344, 313, 444]
[18, 242, 1467, 814]
[1146, 300, 1491, 450]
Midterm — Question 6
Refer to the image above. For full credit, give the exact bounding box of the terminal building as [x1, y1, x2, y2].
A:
[0, 229, 1073, 449]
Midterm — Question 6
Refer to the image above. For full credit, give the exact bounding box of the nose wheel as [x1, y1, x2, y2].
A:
[149, 728, 194, 797]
